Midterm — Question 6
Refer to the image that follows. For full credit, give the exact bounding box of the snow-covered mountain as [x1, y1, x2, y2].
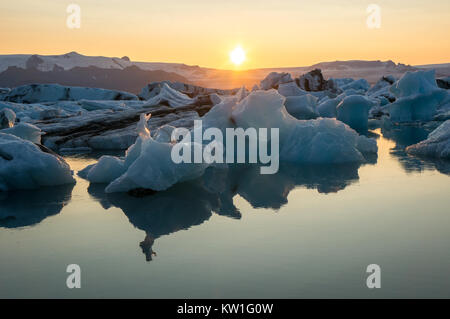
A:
[0, 51, 210, 80]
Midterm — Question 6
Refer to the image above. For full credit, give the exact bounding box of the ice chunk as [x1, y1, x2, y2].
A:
[82, 113, 208, 192]
[139, 81, 237, 100]
[277, 81, 308, 97]
[388, 70, 448, 122]
[145, 83, 193, 107]
[0, 108, 16, 129]
[367, 76, 395, 96]
[331, 78, 355, 88]
[4, 84, 138, 103]
[105, 139, 207, 193]
[209, 93, 222, 106]
[317, 98, 340, 118]
[234, 86, 248, 102]
[336, 95, 373, 131]
[201, 97, 238, 133]
[340, 78, 370, 92]
[0, 133, 75, 191]
[356, 135, 378, 154]
[0, 88, 11, 101]
[152, 125, 176, 143]
[231, 90, 377, 163]
[406, 120, 450, 159]
[39, 108, 62, 120]
[437, 77, 450, 89]
[1, 122, 43, 144]
[85, 156, 125, 183]
[296, 69, 329, 91]
[260, 72, 293, 90]
[284, 94, 318, 120]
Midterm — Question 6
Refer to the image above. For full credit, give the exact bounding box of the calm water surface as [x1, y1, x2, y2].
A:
[1, 127, 449, 298]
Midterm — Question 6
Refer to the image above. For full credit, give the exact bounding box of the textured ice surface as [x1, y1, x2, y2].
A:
[277, 81, 308, 97]
[139, 81, 238, 100]
[260, 72, 293, 90]
[0, 133, 75, 191]
[0, 88, 10, 101]
[336, 95, 374, 130]
[317, 98, 340, 118]
[84, 155, 125, 183]
[339, 78, 370, 92]
[0, 122, 43, 144]
[152, 125, 176, 143]
[4, 84, 138, 103]
[284, 94, 318, 120]
[82, 114, 208, 192]
[234, 86, 248, 102]
[406, 120, 450, 159]
[145, 83, 193, 107]
[231, 90, 377, 163]
[388, 70, 448, 122]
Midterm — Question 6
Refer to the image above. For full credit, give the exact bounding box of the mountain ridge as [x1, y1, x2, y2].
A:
[1, 52, 449, 91]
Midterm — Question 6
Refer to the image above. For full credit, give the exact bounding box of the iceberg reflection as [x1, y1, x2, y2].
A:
[87, 162, 370, 261]
[0, 184, 74, 228]
[381, 124, 450, 175]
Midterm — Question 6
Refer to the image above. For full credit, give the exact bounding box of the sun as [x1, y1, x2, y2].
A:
[230, 46, 246, 66]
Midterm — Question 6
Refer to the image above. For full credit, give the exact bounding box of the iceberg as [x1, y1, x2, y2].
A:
[277, 81, 308, 97]
[82, 155, 125, 183]
[234, 86, 248, 102]
[81, 114, 208, 192]
[138, 81, 238, 100]
[367, 76, 396, 97]
[336, 95, 374, 131]
[0, 133, 75, 191]
[1, 122, 43, 144]
[4, 84, 138, 103]
[437, 77, 450, 90]
[0, 88, 10, 101]
[296, 69, 329, 92]
[260, 72, 293, 90]
[284, 94, 319, 120]
[81, 90, 377, 193]
[0, 108, 16, 129]
[406, 120, 450, 159]
[145, 83, 194, 107]
[230, 90, 377, 163]
[388, 70, 448, 122]
[317, 98, 341, 118]
[152, 124, 176, 143]
[0, 100, 86, 122]
[209, 93, 223, 106]
[339, 78, 370, 92]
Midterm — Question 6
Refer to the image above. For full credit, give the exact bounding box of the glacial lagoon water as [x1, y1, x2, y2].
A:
[0, 127, 449, 298]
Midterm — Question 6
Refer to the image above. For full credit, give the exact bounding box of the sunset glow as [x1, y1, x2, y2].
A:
[230, 46, 246, 66]
[0, 0, 449, 68]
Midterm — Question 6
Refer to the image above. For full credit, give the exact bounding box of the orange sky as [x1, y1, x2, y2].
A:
[0, 0, 449, 69]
